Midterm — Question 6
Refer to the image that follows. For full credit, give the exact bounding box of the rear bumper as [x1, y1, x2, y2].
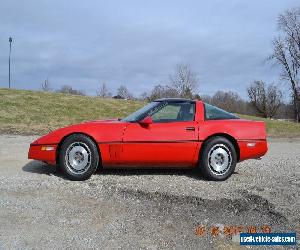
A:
[28, 144, 57, 165]
[238, 139, 268, 161]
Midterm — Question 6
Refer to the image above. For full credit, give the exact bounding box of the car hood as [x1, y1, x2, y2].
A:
[31, 119, 128, 145]
[82, 118, 121, 124]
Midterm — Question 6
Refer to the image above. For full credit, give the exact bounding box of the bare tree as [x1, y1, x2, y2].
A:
[56, 85, 85, 96]
[149, 85, 165, 101]
[247, 81, 282, 118]
[117, 85, 133, 99]
[267, 84, 284, 118]
[270, 7, 300, 122]
[148, 85, 179, 101]
[169, 64, 199, 98]
[278, 8, 300, 67]
[164, 86, 179, 98]
[210, 91, 244, 113]
[96, 83, 111, 98]
[139, 92, 149, 101]
[202, 92, 255, 115]
[149, 85, 169, 100]
[41, 78, 51, 92]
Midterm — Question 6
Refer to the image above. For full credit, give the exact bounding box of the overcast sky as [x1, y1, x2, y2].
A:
[0, 0, 299, 98]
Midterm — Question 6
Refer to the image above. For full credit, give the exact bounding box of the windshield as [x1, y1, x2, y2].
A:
[122, 102, 160, 122]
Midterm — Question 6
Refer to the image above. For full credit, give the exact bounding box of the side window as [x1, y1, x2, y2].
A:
[151, 102, 195, 123]
[204, 103, 239, 120]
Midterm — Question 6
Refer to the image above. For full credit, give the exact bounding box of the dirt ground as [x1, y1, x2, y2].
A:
[0, 135, 299, 249]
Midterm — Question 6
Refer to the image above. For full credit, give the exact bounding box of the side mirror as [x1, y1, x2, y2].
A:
[139, 116, 153, 126]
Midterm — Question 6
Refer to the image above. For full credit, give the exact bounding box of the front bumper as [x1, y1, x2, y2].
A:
[28, 144, 58, 165]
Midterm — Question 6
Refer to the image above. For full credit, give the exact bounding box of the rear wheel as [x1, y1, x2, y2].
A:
[199, 136, 237, 181]
[59, 134, 99, 181]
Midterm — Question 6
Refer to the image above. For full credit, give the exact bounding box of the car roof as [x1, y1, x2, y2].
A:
[154, 98, 197, 103]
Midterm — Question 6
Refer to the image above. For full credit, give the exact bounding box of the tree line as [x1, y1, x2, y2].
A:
[42, 63, 292, 120]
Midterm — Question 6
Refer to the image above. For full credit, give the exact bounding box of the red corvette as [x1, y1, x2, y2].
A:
[28, 98, 268, 181]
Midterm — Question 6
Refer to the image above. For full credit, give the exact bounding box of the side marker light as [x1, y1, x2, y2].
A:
[246, 142, 256, 147]
[41, 146, 54, 151]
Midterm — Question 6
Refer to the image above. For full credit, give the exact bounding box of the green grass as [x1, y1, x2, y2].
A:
[0, 88, 144, 135]
[0, 88, 300, 137]
[238, 114, 300, 138]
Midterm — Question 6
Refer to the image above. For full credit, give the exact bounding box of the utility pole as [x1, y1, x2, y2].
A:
[8, 37, 12, 89]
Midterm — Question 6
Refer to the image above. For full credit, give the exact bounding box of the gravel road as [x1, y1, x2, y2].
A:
[0, 135, 299, 249]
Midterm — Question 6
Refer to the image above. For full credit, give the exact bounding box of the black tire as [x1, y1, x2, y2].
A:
[199, 136, 237, 181]
[59, 134, 99, 181]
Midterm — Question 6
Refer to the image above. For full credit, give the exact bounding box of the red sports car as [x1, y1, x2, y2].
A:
[28, 98, 268, 181]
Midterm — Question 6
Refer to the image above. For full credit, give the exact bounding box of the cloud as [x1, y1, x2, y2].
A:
[0, 0, 299, 97]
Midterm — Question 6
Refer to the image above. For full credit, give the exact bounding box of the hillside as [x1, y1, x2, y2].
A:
[1, 88, 300, 137]
[0, 88, 144, 135]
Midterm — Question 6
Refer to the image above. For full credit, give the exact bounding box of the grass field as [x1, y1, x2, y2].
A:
[1, 88, 300, 137]
[0, 88, 144, 135]
[239, 114, 300, 138]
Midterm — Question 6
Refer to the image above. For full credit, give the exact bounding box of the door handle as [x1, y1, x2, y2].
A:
[185, 127, 195, 131]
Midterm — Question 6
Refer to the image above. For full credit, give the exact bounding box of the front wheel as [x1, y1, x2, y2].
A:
[199, 136, 237, 181]
[59, 134, 99, 181]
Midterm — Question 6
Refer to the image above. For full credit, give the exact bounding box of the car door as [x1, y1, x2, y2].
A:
[120, 101, 200, 167]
